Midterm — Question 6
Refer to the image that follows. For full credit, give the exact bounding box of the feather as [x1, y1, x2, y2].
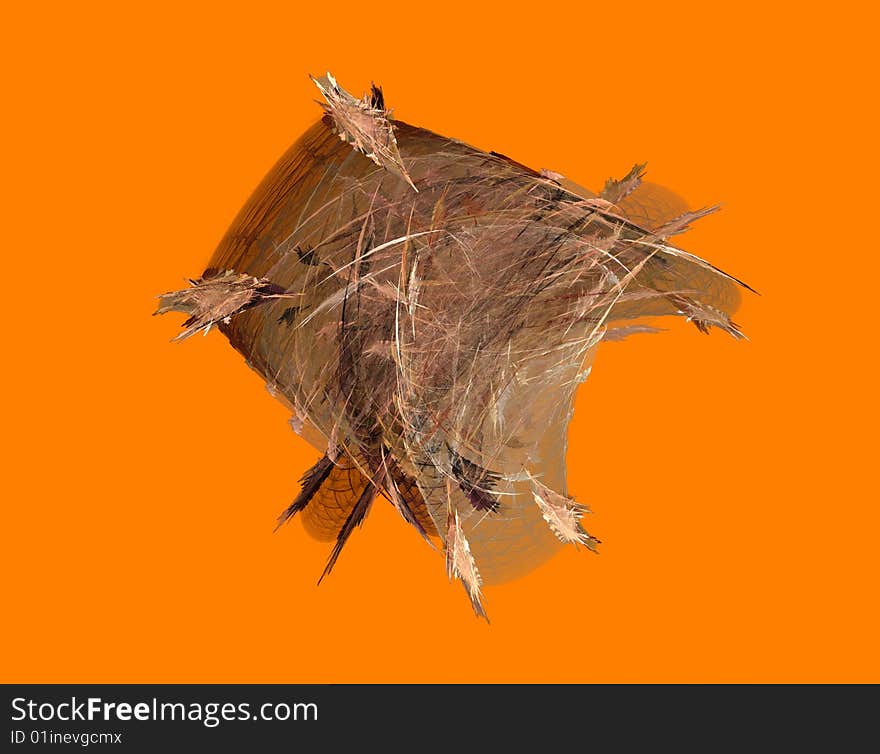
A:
[382, 452, 434, 546]
[155, 269, 290, 341]
[446, 507, 487, 621]
[529, 476, 599, 551]
[668, 294, 746, 339]
[318, 471, 379, 584]
[311, 72, 417, 192]
[450, 450, 501, 513]
[275, 455, 335, 530]
[601, 163, 647, 204]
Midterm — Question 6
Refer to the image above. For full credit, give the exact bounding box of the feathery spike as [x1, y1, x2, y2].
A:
[601, 162, 647, 204]
[155, 269, 290, 341]
[311, 72, 417, 192]
[275, 455, 335, 530]
[318, 468, 380, 584]
[668, 294, 746, 339]
[446, 506, 488, 620]
[529, 476, 599, 551]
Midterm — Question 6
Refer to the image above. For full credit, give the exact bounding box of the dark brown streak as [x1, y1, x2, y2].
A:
[318, 474, 379, 584]
[382, 452, 432, 542]
[450, 449, 501, 514]
[369, 82, 385, 111]
[274, 454, 335, 531]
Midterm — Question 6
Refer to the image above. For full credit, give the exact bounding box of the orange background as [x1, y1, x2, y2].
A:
[2, 1, 876, 682]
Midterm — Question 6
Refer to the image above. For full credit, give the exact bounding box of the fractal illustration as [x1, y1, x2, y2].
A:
[157, 73, 751, 618]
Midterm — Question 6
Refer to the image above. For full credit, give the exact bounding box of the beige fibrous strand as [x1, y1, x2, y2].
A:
[157, 72, 753, 619]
